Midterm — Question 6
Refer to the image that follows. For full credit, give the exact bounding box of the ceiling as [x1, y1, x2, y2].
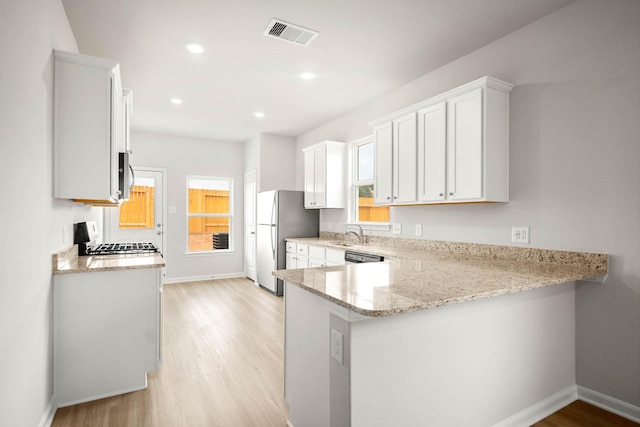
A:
[61, 0, 575, 143]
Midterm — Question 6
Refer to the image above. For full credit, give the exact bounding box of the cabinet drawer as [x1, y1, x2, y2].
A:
[297, 244, 309, 256]
[309, 245, 325, 260]
[326, 249, 345, 265]
[286, 242, 296, 253]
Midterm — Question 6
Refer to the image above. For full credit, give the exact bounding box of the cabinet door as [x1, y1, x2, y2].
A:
[303, 149, 316, 208]
[447, 88, 483, 201]
[286, 252, 297, 269]
[309, 258, 325, 267]
[110, 69, 124, 200]
[122, 89, 133, 154]
[417, 102, 447, 202]
[393, 113, 417, 203]
[296, 256, 309, 269]
[374, 122, 393, 204]
[313, 146, 326, 208]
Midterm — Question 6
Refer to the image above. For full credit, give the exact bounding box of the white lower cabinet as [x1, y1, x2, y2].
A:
[54, 267, 162, 407]
[286, 242, 345, 268]
[326, 248, 346, 266]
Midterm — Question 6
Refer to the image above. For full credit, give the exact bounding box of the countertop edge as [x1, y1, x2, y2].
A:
[53, 245, 166, 274]
[274, 268, 597, 317]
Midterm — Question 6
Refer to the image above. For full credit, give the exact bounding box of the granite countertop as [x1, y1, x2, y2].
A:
[273, 234, 607, 317]
[53, 245, 165, 274]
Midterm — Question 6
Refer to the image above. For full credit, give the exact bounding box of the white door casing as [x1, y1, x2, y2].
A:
[244, 170, 257, 281]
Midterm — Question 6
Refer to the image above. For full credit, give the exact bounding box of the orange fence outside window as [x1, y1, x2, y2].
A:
[188, 188, 230, 251]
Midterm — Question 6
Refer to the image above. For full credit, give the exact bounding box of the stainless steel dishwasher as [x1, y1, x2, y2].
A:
[344, 250, 384, 264]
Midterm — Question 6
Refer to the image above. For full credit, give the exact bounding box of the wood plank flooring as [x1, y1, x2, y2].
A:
[52, 278, 288, 427]
[52, 277, 637, 427]
[533, 400, 638, 426]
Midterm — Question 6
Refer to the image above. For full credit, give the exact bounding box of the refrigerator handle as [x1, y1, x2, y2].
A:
[271, 225, 276, 260]
[271, 194, 277, 225]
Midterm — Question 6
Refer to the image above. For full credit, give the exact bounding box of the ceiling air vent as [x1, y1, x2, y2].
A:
[263, 19, 319, 47]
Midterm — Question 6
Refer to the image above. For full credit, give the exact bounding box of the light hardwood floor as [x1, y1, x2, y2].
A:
[52, 277, 636, 426]
[52, 278, 288, 427]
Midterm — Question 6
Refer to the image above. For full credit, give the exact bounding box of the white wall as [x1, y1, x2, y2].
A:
[295, 0, 640, 408]
[259, 133, 296, 191]
[131, 131, 245, 281]
[244, 133, 297, 191]
[0, 1, 103, 425]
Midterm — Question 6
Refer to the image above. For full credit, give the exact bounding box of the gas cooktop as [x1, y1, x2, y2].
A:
[85, 242, 159, 255]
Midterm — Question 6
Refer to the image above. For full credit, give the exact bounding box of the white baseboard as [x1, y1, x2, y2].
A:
[163, 272, 247, 284]
[493, 385, 578, 427]
[578, 385, 640, 423]
[38, 395, 57, 427]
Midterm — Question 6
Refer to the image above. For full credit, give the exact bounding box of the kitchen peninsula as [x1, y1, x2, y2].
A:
[274, 236, 607, 427]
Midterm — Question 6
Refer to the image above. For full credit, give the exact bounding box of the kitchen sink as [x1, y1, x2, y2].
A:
[330, 241, 353, 247]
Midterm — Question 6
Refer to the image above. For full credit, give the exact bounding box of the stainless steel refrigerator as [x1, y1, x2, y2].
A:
[256, 190, 319, 296]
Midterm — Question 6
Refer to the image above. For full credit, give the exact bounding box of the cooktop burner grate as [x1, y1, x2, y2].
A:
[85, 242, 159, 255]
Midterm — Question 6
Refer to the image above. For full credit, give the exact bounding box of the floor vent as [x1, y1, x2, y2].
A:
[263, 19, 318, 47]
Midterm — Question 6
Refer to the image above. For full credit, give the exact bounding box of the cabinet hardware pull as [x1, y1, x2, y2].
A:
[439, 193, 443, 197]
[449, 192, 454, 196]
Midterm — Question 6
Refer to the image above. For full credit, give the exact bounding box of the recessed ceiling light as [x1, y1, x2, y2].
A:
[253, 112, 265, 118]
[298, 72, 316, 80]
[184, 41, 205, 54]
[170, 98, 183, 105]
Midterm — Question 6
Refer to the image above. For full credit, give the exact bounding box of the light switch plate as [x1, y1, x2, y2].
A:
[511, 226, 530, 244]
[392, 223, 402, 235]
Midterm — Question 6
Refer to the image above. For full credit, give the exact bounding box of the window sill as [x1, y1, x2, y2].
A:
[184, 250, 235, 257]
[350, 222, 391, 232]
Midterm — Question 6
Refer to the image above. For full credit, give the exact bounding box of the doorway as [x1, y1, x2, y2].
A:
[106, 167, 167, 254]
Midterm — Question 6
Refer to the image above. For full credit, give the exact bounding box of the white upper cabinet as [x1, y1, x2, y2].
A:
[122, 88, 133, 154]
[372, 76, 513, 205]
[447, 88, 484, 201]
[392, 113, 417, 203]
[302, 141, 345, 209]
[374, 113, 417, 205]
[373, 122, 393, 204]
[417, 102, 447, 202]
[53, 50, 129, 203]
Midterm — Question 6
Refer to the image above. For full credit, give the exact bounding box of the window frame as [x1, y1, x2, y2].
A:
[185, 175, 234, 255]
[348, 136, 391, 231]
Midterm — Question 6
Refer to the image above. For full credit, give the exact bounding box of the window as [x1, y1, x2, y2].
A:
[351, 138, 390, 226]
[187, 176, 233, 253]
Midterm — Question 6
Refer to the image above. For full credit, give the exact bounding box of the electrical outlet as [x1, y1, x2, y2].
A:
[331, 328, 343, 365]
[415, 224, 422, 236]
[511, 226, 530, 244]
[392, 223, 402, 235]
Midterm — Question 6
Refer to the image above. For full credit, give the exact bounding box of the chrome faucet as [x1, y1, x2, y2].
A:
[345, 224, 364, 244]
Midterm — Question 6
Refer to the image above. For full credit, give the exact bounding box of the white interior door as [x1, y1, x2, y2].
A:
[244, 170, 257, 281]
[106, 168, 165, 254]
